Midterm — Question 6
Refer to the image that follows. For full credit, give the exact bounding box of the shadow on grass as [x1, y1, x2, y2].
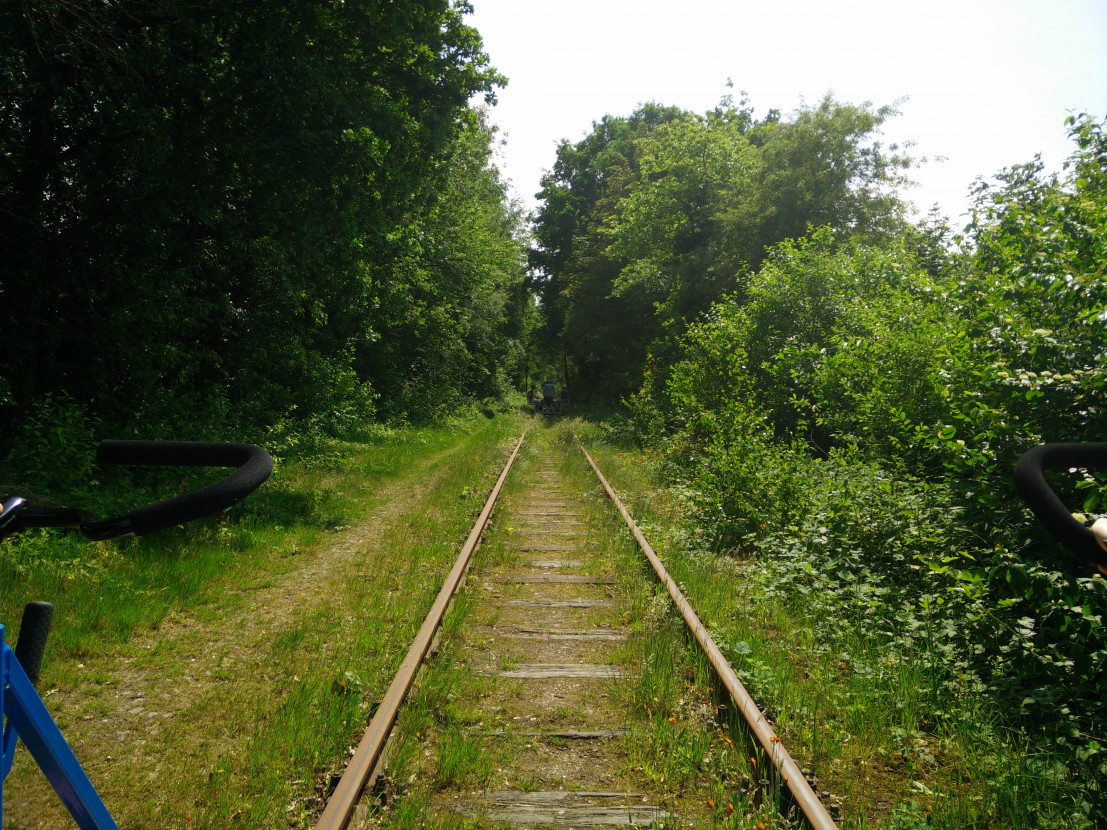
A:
[236, 482, 347, 531]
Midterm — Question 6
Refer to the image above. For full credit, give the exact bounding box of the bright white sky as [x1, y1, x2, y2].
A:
[466, 0, 1107, 224]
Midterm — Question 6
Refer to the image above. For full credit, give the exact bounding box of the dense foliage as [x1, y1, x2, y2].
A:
[359, 109, 534, 422]
[620, 114, 1107, 824]
[530, 93, 912, 397]
[0, 0, 530, 471]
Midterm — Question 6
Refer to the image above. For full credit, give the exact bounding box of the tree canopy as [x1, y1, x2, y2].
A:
[0, 0, 526, 445]
[529, 94, 913, 397]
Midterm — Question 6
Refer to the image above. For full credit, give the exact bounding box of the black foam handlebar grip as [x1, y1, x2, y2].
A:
[14, 601, 54, 684]
[95, 441, 274, 537]
[1014, 443, 1107, 568]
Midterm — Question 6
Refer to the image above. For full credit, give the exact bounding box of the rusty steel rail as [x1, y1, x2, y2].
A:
[316, 431, 527, 830]
[582, 447, 839, 830]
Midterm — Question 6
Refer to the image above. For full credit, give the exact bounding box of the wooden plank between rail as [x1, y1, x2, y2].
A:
[458, 791, 670, 827]
[498, 573, 614, 584]
[315, 431, 527, 830]
[487, 663, 626, 679]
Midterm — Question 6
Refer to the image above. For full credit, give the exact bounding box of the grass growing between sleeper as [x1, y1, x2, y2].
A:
[547, 417, 793, 829]
[372, 417, 822, 829]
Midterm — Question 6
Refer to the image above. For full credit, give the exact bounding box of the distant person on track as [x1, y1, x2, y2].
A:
[541, 379, 555, 413]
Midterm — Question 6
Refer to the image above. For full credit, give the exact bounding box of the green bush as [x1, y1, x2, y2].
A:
[4, 393, 99, 499]
[632, 116, 1107, 819]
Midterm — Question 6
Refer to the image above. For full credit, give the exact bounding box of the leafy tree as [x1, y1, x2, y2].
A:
[954, 114, 1107, 450]
[531, 94, 913, 399]
[360, 108, 531, 420]
[747, 95, 912, 251]
[606, 109, 761, 336]
[0, 0, 504, 443]
[529, 104, 684, 392]
[723, 228, 965, 456]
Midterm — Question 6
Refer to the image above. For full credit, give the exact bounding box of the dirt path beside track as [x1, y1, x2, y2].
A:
[4, 425, 515, 829]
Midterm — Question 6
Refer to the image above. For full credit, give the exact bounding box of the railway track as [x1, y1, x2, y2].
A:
[316, 427, 838, 829]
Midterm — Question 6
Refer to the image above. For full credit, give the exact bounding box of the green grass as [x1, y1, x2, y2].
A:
[370, 417, 805, 829]
[577, 417, 1102, 829]
[1, 412, 524, 829]
[435, 729, 493, 788]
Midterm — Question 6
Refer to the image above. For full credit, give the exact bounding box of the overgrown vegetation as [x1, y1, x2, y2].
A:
[0, 1, 533, 461]
[4, 2, 1106, 824]
[584, 430, 1097, 828]
[529, 92, 912, 397]
[586, 113, 1107, 827]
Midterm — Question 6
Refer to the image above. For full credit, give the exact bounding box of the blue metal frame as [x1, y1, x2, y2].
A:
[1, 624, 118, 829]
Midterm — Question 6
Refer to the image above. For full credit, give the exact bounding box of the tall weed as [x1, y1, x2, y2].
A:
[629, 117, 1107, 822]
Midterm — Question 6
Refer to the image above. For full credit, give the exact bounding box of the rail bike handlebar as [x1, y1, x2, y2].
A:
[1, 440, 274, 541]
[1, 441, 272, 829]
[12, 601, 53, 685]
[1014, 442, 1107, 570]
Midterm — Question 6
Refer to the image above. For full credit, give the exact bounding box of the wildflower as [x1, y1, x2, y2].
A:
[749, 756, 757, 766]
[769, 736, 781, 742]
[726, 803, 734, 816]
[707, 798, 715, 809]
[757, 823, 766, 830]
[724, 737, 733, 747]
[668, 716, 676, 723]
